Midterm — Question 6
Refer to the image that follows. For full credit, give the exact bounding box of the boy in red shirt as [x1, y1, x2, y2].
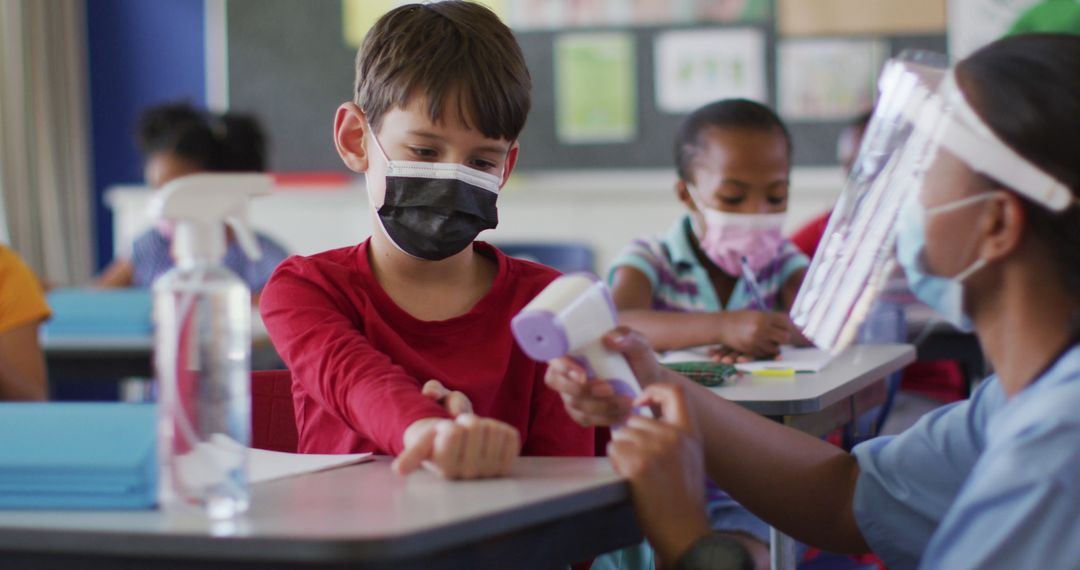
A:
[260, 2, 593, 479]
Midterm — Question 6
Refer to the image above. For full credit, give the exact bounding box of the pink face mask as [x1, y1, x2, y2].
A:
[689, 188, 785, 276]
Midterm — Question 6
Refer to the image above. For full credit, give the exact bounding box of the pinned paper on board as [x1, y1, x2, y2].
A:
[506, 0, 768, 30]
[777, 0, 946, 36]
[555, 32, 637, 144]
[654, 28, 766, 114]
[342, 0, 401, 47]
[343, 0, 508, 47]
[777, 39, 887, 121]
[692, 0, 770, 23]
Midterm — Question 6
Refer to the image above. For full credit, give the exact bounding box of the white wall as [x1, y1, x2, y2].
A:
[106, 166, 845, 273]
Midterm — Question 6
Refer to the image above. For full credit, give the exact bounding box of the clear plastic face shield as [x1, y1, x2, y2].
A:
[790, 51, 1074, 352]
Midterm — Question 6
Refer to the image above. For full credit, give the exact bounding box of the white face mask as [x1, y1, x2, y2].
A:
[895, 192, 994, 331]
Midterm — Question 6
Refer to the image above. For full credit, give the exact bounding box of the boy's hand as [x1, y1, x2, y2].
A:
[393, 415, 521, 479]
[421, 379, 473, 417]
[718, 311, 797, 359]
[608, 383, 711, 565]
[544, 327, 676, 427]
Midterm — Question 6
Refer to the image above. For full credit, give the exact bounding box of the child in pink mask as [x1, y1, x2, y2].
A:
[609, 99, 807, 363]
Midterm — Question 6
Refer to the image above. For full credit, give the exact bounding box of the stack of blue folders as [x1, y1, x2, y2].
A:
[43, 288, 153, 337]
[0, 403, 157, 509]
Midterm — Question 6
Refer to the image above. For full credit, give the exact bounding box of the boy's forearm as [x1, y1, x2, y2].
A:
[660, 371, 870, 553]
[618, 310, 727, 352]
[340, 376, 452, 455]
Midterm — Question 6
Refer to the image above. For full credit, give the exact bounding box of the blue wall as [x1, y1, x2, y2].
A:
[86, 0, 206, 269]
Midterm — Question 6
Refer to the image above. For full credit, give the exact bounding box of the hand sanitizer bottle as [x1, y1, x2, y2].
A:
[150, 173, 271, 519]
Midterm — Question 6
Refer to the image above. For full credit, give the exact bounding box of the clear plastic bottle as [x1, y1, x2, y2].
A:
[148, 173, 270, 519]
[154, 261, 251, 519]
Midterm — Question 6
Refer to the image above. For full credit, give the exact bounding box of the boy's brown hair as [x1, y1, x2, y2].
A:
[355, 1, 531, 141]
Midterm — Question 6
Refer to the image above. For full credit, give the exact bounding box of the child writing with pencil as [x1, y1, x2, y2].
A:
[593, 100, 806, 570]
[609, 99, 808, 364]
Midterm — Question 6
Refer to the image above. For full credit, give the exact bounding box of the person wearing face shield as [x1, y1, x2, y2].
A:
[544, 34, 1080, 570]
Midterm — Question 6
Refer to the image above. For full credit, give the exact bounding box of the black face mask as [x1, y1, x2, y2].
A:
[377, 175, 499, 261]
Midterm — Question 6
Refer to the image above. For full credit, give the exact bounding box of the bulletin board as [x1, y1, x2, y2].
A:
[226, 0, 946, 172]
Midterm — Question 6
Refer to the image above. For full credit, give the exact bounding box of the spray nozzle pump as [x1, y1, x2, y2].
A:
[148, 173, 273, 267]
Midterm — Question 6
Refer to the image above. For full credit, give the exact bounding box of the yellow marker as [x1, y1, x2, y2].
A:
[751, 367, 796, 377]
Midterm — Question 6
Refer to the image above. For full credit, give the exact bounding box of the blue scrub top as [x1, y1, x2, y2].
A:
[852, 345, 1080, 569]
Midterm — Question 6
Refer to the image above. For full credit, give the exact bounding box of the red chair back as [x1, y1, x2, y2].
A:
[251, 369, 298, 452]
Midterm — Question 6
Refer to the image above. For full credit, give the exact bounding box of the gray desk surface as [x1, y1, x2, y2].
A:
[41, 335, 153, 353]
[42, 315, 281, 381]
[12, 346, 912, 568]
[0, 457, 636, 568]
[712, 344, 916, 416]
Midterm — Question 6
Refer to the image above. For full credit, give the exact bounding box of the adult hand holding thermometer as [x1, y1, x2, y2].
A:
[512, 273, 652, 418]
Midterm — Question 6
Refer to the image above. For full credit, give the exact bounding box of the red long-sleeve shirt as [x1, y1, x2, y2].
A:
[259, 239, 593, 457]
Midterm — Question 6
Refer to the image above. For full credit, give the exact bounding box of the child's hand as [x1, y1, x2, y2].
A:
[707, 346, 755, 364]
[421, 379, 473, 417]
[607, 383, 711, 565]
[393, 415, 521, 480]
[719, 311, 797, 358]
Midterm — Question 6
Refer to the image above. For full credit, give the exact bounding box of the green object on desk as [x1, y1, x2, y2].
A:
[663, 362, 738, 387]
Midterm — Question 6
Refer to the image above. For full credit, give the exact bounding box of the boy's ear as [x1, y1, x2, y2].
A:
[334, 102, 369, 173]
[674, 179, 697, 212]
[500, 142, 520, 188]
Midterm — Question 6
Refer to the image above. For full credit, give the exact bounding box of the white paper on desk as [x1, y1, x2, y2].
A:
[659, 348, 714, 364]
[248, 449, 373, 484]
[735, 346, 835, 373]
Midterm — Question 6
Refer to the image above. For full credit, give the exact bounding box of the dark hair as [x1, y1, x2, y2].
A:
[136, 102, 267, 171]
[957, 34, 1080, 291]
[673, 99, 792, 182]
[354, 1, 531, 141]
[848, 109, 873, 132]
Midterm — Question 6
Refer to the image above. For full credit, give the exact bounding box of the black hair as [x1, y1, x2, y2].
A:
[136, 102, 268, 171]
[848, 109, 873, 132]
[956, 34, 1080, 292]
[673, 99, 792, 182]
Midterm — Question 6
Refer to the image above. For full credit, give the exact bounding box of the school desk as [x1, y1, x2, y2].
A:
[12, 346, 912, 570]
[0, 456, 639, 569]
[41, 311, 281, 384]
[714, 343, 916, 570]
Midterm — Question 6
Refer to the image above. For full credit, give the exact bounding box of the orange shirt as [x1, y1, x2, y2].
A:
[0, 246, 50, 333]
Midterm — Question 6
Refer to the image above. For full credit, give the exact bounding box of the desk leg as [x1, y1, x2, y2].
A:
[770, 527, 797, 570]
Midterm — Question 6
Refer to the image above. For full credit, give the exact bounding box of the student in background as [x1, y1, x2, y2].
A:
[0, 246, 49, 400]
[547, 34, 1080, 569]
[95, 103, 288, 294]
[790, 110, 871, 258]
[609, 100, 808, 364]
[259, 2, 592, 481]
